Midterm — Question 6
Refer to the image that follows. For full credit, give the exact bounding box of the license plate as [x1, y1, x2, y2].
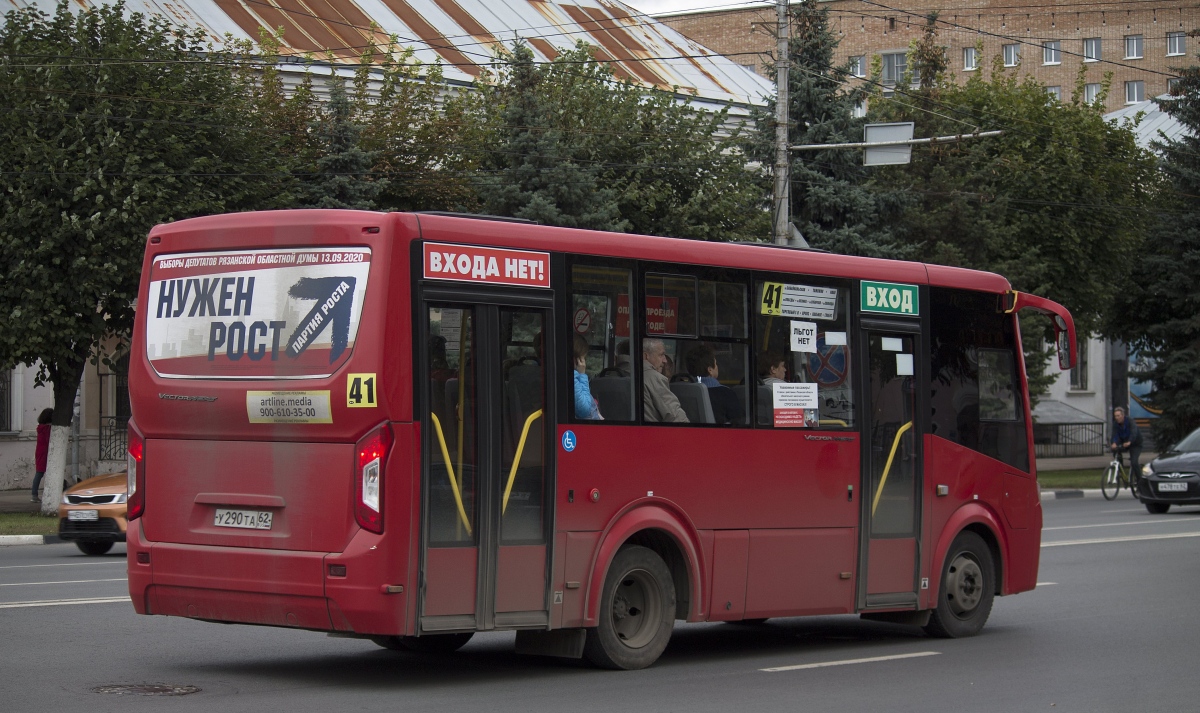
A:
[213, 508, 273, 530]
[67, 510, 98, 521]
[1157, 482, 1188, 492]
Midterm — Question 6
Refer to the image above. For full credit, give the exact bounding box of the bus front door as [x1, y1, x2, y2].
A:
[420, 299, 554, 634]
[857, 321, 924, 609]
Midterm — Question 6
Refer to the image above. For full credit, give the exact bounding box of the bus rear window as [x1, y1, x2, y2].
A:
[146, 248, 371, 379]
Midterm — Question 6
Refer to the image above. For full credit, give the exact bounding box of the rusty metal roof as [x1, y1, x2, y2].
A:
[8, 0, 773, 107]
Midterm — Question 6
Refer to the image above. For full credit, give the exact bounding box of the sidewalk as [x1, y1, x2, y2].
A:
[1036, 453, 1156, 472]
[0, 488, 43, 514]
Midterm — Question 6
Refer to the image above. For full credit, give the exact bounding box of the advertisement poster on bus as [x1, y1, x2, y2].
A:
[145, 248, 371, 379]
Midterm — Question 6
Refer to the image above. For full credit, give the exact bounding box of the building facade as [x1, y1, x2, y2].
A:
[658, 0, 1198, 114]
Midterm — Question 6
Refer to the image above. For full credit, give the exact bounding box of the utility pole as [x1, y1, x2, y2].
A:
[772, 0, 790, 245]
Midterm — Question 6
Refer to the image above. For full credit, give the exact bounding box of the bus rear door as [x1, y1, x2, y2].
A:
[417, 279, 556, 634]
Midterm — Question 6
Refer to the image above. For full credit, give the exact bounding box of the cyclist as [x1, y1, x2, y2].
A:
[1110, 406, 1144, 497]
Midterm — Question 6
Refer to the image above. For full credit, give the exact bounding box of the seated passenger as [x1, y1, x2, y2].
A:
[573, 334, 602, 420]
[642, 338, 688, 423]
[613, 340, 633, 377]
[759, 351, 788, 385]
[685, 344, 745, 425]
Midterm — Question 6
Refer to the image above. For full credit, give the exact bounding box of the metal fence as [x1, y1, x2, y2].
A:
[1033, 422, 1105, 458]
[97, 370, 130, 461]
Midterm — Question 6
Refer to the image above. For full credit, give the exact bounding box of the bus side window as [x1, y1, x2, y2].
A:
[569, 263, 635, 422]
[753, 279, 854, 429]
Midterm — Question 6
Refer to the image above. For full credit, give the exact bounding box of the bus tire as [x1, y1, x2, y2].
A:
[76, 541, 113, 556]
[371, 633, 473, 654]
[584, 545, 675, 670]
[924, 531, 994, 639]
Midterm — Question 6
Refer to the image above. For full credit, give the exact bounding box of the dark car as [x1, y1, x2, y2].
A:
[1138, 428, 1200, 514]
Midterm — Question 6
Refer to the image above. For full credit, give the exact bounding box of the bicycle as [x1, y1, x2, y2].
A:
[1101, 450, 1135, 501]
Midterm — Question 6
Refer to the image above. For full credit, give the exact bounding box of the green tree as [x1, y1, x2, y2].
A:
[1107, 63, 1200, 446]
[0, 1, 287, 512]
[473, 41, 627, 230]
[870, 27, 1158, 343]
[471, 40, 766, 239]
[749, 0, 907, 256]
[300, 65, 385, 209]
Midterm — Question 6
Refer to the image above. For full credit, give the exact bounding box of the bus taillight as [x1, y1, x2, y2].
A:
[355, 423, 393, 534]
[127, 425, 145, 521]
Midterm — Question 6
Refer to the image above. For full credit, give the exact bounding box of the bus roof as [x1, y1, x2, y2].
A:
[148, 210, 1012, 294]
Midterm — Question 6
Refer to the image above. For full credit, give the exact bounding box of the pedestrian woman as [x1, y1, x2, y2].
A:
[31, 408, 52, 501]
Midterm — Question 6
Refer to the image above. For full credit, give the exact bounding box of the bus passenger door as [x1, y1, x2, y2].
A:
[420, 298, 554, 634]
[857, 321, 924, 610]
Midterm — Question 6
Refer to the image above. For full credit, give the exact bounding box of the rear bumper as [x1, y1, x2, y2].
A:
[127, 520, 409, 636]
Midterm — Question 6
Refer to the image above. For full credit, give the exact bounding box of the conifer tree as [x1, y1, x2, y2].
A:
[300, 68, 385, 210]
[749, 0, 906, 256]
[474, 42, 626, 230]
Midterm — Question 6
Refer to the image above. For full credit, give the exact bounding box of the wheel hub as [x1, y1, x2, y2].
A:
[944, 554, 983, 617]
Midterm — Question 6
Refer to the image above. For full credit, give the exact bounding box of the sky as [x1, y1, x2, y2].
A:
[623, 0, 765, 17]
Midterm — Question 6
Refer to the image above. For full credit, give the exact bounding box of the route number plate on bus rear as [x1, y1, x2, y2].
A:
[1157, 482, 1188, 492]
[213, 508, 273, 530]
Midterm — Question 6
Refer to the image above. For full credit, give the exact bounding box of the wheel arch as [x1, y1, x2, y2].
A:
[583, 499, 705, 626]
[931, 504, 1007, 600]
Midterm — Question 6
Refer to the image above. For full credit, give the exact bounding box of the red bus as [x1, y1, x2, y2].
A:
[126, 210, 1076, 669]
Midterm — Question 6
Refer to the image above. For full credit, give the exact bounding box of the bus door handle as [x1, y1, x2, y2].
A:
[847, 485, 853, 502]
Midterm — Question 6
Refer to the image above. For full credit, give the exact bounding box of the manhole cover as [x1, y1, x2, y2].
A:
[93, 684, 201, 696]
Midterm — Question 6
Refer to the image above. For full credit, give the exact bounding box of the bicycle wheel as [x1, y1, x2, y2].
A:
[1101, 461, 1122, 500]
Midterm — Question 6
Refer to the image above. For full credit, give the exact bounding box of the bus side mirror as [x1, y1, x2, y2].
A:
[1054, 315, 1075, 371]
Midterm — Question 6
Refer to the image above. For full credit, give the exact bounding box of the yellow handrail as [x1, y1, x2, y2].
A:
[871, 420, 913, 517]
[430, 412, 472, 536]
[502, 409, 543, 515]
[819, 418, 850, 427]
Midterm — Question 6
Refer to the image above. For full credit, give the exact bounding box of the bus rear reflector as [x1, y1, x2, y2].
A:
[127, 425, 145, 521]
[355, 424, 393, 534]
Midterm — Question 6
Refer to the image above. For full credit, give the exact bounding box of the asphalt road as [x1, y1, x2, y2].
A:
[3, 496, 1200, 712]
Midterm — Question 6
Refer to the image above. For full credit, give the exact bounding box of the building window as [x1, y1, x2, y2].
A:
[963, 46, 978, 71]
[1170, 77, 1183, 95]
[1003, 43, 1020, 67]
[1125, 35, 1143, 59]
[849, 55, 866, 78]
[852, 100, 867, 118]
[1046, 86, 1062, 101]
[1168, 31, 1186, 57]
[881, 52, 906, 85]
[1070, 340, 1089, 391]
[1043, 41, 1061, 65]
[1084, 83, 1102, 104]
[1126, 80, 1145, 104]
[1084, 37, 1101, 62]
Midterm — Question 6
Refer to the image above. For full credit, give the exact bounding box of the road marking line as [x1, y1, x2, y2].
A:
[0, 596, 129, 609]
[0, 578, 126, 587]
[1045, 519, 1195, 531]
[1043, 531, 1200, 547]
[0, 562, 124, 570]
[761, 651, 940, 672]
[1036, 582, 1058, 586]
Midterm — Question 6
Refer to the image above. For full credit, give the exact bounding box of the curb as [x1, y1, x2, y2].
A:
[1041, 489, 1117, 500]
[0, 535, 62, 546]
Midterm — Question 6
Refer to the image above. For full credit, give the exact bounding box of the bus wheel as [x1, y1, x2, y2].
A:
[584, 545, 676, 670]
[371, 633, 473, 654]
[76, 541, 113, 556]
[924, 531, 994, 638]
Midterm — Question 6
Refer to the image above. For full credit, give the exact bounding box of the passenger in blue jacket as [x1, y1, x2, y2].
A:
[685, 344, 745, 425]
[573, 334, 602, 420]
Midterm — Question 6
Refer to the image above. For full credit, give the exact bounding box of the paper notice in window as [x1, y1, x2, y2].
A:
[790, 321, 818, 352]
[896, 353, 914, 376]
[772, 383, 819, 428]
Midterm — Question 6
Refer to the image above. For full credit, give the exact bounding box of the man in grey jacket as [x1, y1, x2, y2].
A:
[642, 338, 689, 423]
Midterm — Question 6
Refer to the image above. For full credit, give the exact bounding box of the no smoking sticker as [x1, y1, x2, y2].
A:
[573, 308, 591, 334]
